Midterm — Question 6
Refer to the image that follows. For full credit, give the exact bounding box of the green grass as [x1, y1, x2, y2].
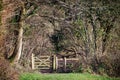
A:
[20, 73, 120, 80]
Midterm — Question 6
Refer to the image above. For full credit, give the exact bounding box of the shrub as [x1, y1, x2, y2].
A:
[0, 57, 19, 80]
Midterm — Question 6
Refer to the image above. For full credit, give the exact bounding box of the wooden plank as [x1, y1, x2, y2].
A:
[34, 60, 51, 62]
[35, 63, 50, 66]
[66, 58, 79, 60]
[34, 66, 50, 69]
[35, 64, 50, 66]
[36, 68, 50, 69]
[34, 57, 50, 61]
[35, 65, 50, 67]
[35, 61, 50, 64]
[58, 58, 63, 61]
[58, 58, 79, 61]
[34, 56, 50, 59]
[35, 66, 50, 68]
[34, 62, 52, 65]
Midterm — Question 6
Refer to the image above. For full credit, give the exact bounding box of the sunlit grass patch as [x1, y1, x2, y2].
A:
[20, 73, 120, 80]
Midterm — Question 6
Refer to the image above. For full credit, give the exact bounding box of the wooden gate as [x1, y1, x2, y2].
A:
[32, 54, 79, 72]
[53, 56, 79, 72]
[32, 54, 52, 70]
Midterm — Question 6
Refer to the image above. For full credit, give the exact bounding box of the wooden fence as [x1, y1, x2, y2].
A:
[32, 54, 79, 72]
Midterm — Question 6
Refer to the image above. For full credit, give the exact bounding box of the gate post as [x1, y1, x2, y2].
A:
[53, 55, 56, 71]
[32, 53, 35, 69]
[53, 55, 58, 71]
[56, 56, 58, 71]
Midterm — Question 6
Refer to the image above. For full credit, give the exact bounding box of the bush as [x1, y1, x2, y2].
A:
[0, 57, 19, 80]
[90, 54, 120, 77]
[72, 65, 83, 73]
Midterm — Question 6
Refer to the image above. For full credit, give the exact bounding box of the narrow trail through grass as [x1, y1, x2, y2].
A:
[20, 73, 120, 80]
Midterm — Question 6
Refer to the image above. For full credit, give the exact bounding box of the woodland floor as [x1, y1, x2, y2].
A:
[20, 73, 120, 80]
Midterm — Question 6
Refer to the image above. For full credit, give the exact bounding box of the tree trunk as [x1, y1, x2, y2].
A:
[12, 1, 25, 63]
[6, 26, 23, 63]
[14, 26, 23, 63]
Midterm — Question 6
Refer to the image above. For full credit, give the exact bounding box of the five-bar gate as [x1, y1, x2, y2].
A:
[32, 54, 52, 70]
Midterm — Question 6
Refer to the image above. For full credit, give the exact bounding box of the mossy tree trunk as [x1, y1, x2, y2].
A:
[6, 1, 25, 63]
[13, 1, 25, 63]
[14, 26, 23, 62]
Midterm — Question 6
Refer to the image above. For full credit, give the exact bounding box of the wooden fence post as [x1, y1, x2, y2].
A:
[32, 53, 35, 69]
[56, 56, 58, 71]
[53, 55, 58, 71]
[53, 55, 56, 71]
[64, 57, 66, 72]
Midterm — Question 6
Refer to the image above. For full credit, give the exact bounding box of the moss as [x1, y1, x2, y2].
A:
[23, 24, 32, 36]
[10, 15, 20, 23]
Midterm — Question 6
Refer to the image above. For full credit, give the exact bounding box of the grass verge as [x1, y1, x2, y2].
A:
[20, 73, 120, 80]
